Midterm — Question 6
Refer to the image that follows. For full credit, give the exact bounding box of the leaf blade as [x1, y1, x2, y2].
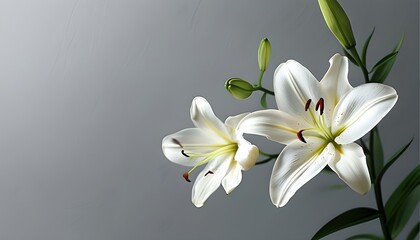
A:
[312, 208, 379, 240]
[385, 166, 420, 237]
[362, 28, 375, 66]
[260, 92, 267, 108]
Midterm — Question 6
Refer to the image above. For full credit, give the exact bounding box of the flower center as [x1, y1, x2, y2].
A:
[172, 138, 238, 182]
[297, 98, 336, 143]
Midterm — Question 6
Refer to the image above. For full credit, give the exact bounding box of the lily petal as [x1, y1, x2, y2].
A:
[320, 54, 353, 122]
[273, 60, 322, 119]
[225, 112, 250, 132]
[190, 97, 231, 142]
[162, 128, 226, 166]
[328, 143, 371, 195]
[234, 139, 259, 170]
[237, 109, 310, 145]
[270, 139, 335, 207]
[222, 162, 243, 194]
[192, 153, 233, 207]
[332, 83, 398, 144]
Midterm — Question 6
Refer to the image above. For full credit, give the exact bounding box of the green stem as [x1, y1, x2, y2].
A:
[257, 70, 264, 86]
[349, 47, 370, 83]
[373, 181, 392, 240]
[253, 86, 274, 95]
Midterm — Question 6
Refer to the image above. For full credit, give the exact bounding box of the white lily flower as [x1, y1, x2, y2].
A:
[237, 54, 398, 207]
[162, 97, 259, 207]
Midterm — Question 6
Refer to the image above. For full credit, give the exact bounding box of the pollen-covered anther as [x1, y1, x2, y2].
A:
[182, 172, 191, 182]
[315, 98, 324, 115]
[205, 170, 214, 176]
[305, 99, 312, 111]
[297, 130, 307, 143]
[181, 150, 189, 157]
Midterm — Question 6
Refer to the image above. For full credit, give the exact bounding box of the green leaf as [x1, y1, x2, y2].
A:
[370, 52, 398, 74]
[377, 139, 413, 183]
[343, 48, 359, 66]
[362, 28, 375, 66]
[393, 33, 405, 52]
[406, 222, 419, 240]
[260, 92, 267, 108]
[346, 234, 383, 240]
[312, 208, 379, 240]
[386, 166, 420, 237]
[370, 34, 404, 83]
[369, 127, 384, 180]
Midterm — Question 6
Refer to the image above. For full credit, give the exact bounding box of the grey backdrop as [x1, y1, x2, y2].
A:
[0, 0, 418, 239]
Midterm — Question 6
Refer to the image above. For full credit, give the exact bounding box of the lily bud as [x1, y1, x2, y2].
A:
[225, 78, 254, 100]
[258, 38, 271, 72]
[318, 0, 356, 49]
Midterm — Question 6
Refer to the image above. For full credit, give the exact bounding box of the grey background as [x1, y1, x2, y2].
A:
[0, 0, 418, 239]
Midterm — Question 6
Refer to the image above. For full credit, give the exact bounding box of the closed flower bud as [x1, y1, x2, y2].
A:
[225, 78, 254, 100]
[258, 38, 271, 72]
[318, 0, 356, 49]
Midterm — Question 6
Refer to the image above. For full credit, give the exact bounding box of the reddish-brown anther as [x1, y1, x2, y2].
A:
[182, 172, 191, 182]
[297, 130, 307, 143]
[315, 98, 325, 115]
[305, 99, 312, 111]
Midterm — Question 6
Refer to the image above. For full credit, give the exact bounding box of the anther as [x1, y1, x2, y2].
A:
[297, 130, 307, 143]
[182, 172, 191, 182]
[305, 99, 312, 111]
[181, 150, 190, 157]
[315, 98, 324, 115]
[171, 138, 183, 148]
[205, 171, 214, 176]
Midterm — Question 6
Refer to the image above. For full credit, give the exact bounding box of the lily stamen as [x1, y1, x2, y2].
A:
[305, 99, 312, 111]
[181, 150, 190, 157]
[315, 98, 324, 115]
[297, 130, 307, 143]
[205, 171, 214, 176]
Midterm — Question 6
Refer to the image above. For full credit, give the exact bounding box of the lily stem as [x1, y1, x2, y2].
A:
[253, 86, 274, 95]
[349, 48, 370, 83]
[254, 70, 275, 95]
[349, 48, 392, 240]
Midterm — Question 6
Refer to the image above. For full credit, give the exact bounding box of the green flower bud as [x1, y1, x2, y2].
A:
[318, 0, 356, 49]
[225, 78, 254, 100]
[258, 38, 271, 72]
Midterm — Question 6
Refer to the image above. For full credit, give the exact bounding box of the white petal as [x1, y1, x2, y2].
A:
[191, 153, 233, 207]
[190, 97, 231, 142]
[234, 139, 259, 170]
[332, 83, 398, 144]
[273, 60, 322, 118]
[224, 112, 250, 131]
[270, 139, 335, 207]
[319, 54, 353, 122]
[328, 143, 371, 195]
[162, 128, 226, 167]
[222, 162, 243, 194]
[237, 109, 310, 145]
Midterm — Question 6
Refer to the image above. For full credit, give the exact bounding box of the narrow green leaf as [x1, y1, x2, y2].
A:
[377, 139, 413, 183]
[389, 186, 419, 238]
[386, 166, 420, 237]
[370, 34, 404, 83]
[370, 52, 398, 74]
[346, 234, 383, 240]
[260, 92, 267, 108]
[393, 33, 405, 52]
[362, 28, 375, 66]
[343, 48, 359, 66]
[406, 222, 419, 240]
[312, 208, 379, 240]
[369, 127, 384, 180]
